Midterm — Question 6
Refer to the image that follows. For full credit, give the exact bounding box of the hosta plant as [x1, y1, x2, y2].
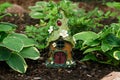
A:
[73, 23, 120, 66]
[0, 22, 40, 73]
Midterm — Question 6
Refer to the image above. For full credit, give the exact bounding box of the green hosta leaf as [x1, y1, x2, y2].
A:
[8, 33, 36, 47]
[36, 1, 47, 6]
[29, 2, 47, 11]
[117, 29, 120, 38]
[6, 53, 27, 73]
[0, 22, 17, 32]
[80, 53, 98, 62]
[73, 31, 99, 42]
[19, 47, 40, 60]
[113, 51, 120, 60]
[110, 23, 120, 33]
[9, 33, 27, 38]
[98, 27, 111, 39]
[101, 33, 120, 52]
[22, 38, 36, 47]
[0, 23, 12, 32]
[29, 12, 45, 19]
[83, 46, 101, 54]
[0, 47, 11, 61]
[29, 6, 43, 12]
[2, 36, 24, 52]
[101, 40, 113, 52]
[106, 33, 120, 47]
[83, 39, 100, 46]
[0, 32, 8, 42]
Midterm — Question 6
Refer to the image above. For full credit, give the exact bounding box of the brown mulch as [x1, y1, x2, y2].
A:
[0, 59, 120, 80]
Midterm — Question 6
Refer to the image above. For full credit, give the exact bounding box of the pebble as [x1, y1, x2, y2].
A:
[66, 70, 72, 73]
[87, 74, 92, 77]
[33, 77, 42, 80]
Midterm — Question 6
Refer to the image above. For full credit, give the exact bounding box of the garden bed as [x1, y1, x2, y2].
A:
[0, 0, 120, 80]
[0, 59, 120, 80]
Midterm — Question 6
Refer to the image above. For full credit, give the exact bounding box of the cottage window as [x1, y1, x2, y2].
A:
[56, 40, 65, 49]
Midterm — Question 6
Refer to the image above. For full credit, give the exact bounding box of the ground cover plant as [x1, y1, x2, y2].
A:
[73, 1, 120, 66]
[73, 24, 120, 66]
[25, 0, 115, 50]
[1, 0, 120, 80]
[0, 2, 40, 73]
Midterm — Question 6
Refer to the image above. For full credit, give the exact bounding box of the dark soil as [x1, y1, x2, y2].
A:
[0, 0, 120, 80]
[0, 59, 120, 80]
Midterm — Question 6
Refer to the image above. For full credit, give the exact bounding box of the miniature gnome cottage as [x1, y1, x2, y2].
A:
[46, 11, 76, 68]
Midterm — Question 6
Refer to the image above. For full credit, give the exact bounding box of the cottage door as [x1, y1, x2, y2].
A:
[54, 52, 66, 64]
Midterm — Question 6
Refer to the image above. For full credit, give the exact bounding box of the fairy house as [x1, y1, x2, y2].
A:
[46, 11, 75, 68]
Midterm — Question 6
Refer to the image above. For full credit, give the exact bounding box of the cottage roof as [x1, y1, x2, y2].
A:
[46, 11, 75, 47]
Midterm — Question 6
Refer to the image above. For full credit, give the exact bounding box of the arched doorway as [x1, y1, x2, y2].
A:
[54, 52, 66, 64]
